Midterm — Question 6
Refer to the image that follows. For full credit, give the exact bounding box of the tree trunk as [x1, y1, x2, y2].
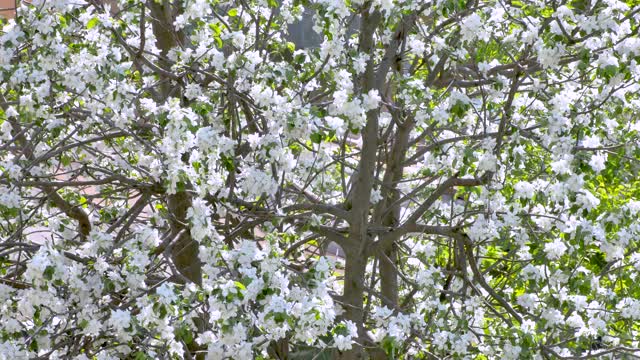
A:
[147, 0, 201, 286]
[375, 122, 411, 311]
[339, 7, 381, 359]
[379, 246, 398, 306]
[147, 4, 204, 358]
[340, 247, 367, 360]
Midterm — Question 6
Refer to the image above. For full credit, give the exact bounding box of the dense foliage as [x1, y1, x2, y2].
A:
[1, 0, 640, 359]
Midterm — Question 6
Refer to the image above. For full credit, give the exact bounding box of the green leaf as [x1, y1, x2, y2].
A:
[176, 181, 186, 193]
[273, 312, 287, 323]
[451, 101, 469, 118]
[58, 16, 67, 28]
[86, 17, 100, 30]
[588, 251, 607, 272]
[310, 132, 323, 144]
[176, 325, 194, 344]
[104, 279, 115, 293]
[382, 336, 397, 359]
[134, 351, 151, 360]
[294, 53, 306, 64]
[61, 155, 72, 167]
[221, 154, 235, 171]
[43, 266, 55, 281]
[156, 303, 168, 319]
[228, 8, 238, 17]
[28, 340, 38, 352]
[208, 23, 221, 36]
[602, 65, 618, 79]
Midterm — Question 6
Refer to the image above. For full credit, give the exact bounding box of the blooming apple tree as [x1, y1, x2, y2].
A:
[1, 0, 640, 359]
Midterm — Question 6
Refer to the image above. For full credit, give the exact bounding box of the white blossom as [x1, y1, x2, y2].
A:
[545, 239, 568, 260]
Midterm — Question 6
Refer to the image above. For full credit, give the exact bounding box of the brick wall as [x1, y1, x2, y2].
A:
[0, 1, 119, 19]
[0, 0, 17, 19]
